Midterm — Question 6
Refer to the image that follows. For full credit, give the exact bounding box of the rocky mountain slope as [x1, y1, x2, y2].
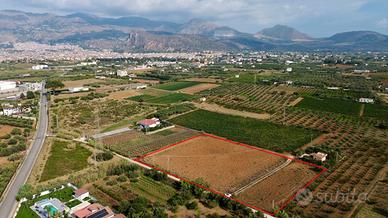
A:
[1, 10, 387, 52]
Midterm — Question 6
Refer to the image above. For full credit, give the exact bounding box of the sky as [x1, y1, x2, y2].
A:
[1, 0, 388, 37]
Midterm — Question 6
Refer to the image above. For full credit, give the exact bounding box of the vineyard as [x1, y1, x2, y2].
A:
[286, 124, 388, 217]
[103, 127, 200, 157]
[170, 109, 320, 152]
[202, 83, 301, 113]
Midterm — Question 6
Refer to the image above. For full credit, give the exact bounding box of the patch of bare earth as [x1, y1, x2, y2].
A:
[143, 135, 283, 193]
[63, 79, 101, 88]
[289, 97, 304, 106]
[237, 162, 318, 212]
[179, 83, 220, 94]
[0, 125, 14, 137]
[107, 89, 140, 100]
[184, 77, 222, 83]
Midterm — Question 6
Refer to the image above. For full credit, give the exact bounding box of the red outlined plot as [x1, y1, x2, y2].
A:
[134, 133, 326, 216]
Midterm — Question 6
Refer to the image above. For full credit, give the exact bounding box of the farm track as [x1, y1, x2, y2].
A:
[232, 158, 292, 195]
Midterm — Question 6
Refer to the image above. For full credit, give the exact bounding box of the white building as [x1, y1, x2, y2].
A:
[359, 98, 374, 104]
[32, 65, 48, 70]
[117, 70, 128, 77]
[0, 81, 16, 91]
[19, 82, 43, 91]
[2, 108, 21, 116]
[69, 87, 89, 93]
[286, 67, 293, 72]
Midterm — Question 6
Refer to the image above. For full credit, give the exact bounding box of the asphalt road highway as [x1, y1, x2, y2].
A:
[0, 90, 48, 218]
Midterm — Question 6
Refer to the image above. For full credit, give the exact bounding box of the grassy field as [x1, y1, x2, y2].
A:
[296, 96, 362, 116]
[129, 93, 194, 104]
[15, 203, 39, 218]
[40, 140, 91, 181]
[125, 175, 176, 204]
[0, 163, 18, 197]
[364, 103, 388, 121]
[170, 110, 320, 152]
[155, 81, 201, 91]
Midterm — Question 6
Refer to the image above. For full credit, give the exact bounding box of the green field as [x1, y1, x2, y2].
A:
[364, 103, 388, 121]
[16, 203, 39, 218]
[170, 110, 320, 152]
[40, 140, 91, 181]
[129, 93, 194, 104]
[296, 96, 362, 116]
[155, 81, 201, 91]
[126, 175, 176, 204]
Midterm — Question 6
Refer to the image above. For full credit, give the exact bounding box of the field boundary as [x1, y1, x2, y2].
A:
[134, 133, 327, 216]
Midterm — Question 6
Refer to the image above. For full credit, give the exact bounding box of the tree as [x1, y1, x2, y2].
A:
[26, 91, 35, 99]
[45, 80, 65, 90]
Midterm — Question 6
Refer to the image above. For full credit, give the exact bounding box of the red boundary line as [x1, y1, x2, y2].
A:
[134, 133, 327, 216]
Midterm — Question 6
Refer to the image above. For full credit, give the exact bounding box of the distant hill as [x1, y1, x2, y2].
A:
[255, 25, 313, 42]
[1, 10, 388, 51]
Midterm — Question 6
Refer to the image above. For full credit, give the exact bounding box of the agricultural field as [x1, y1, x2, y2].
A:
[295, 96, 362, 116]
[102, 127, 200, 157]
[51, 98, 152, 137]
[170, 110, 320, 152]
[128, 93, 194, 104]
[179, 83, 219, 94]
[63, 78, 102, 88]
[202, 83, 300, 113]
[0, 123, 31, 196]
[140, 134, 322, 212]
[39, 140, 91, 181]
[107, 89, 140, 100]
[155, 81, 201, 91]
[363, 103, 388, 121]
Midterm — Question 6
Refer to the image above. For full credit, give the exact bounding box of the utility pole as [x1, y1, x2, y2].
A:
[283, 107, 286, 125]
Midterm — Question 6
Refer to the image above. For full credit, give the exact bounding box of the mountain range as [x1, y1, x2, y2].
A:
[1, 10, 388, 52]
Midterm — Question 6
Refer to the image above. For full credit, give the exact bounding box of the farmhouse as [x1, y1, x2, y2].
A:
[312, 152, 328, 162]
[74, 188, 89, 200]
[69, 87, 90, 93]
[359, 98, 374, 104]
[137, 118, 161, 129]
[1, 107, 22, 116]
[72, 203, 114, 218]
[116, 70, 128, 77]
[32, 64, 49, 70]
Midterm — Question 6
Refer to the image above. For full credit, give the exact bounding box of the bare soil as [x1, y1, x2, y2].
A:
[194, 102, 271, 120]
[0, 125, 14, 137]
[63, 79, 101, 88]
[237, 162, 318, 212]
[179, 83, 220, 94]
[143, 135, 284, 193]
[107, 89, 141, 100]
[184, 77, 222, 83]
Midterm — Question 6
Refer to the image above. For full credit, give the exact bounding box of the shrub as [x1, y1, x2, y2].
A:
[95, 151, 113, 162]
[117, 175, 127, 183]
[185, 201, 198, 210]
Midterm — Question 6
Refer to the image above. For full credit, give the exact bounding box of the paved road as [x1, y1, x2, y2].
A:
[0, 90, 48, 218]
